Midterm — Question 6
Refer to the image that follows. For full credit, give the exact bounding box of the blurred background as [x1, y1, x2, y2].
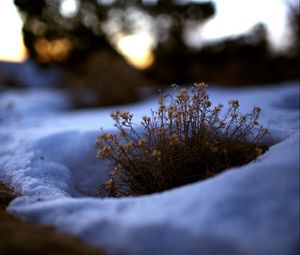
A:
[0, 0, 299, 107]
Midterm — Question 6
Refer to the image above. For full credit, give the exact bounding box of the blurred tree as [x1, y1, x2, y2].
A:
[14, 0, 214, 65]
[187, 24, 272, 85]
[16, 0, 297, 98]
[14, 0, 215, 106]
[187, 21, 299, 85]
[288, 4, 300, 57]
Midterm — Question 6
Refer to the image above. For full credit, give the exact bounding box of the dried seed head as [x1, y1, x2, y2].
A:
[167, 106, 175, 117]
[240, 115, 246, 122]
[110, 110, 121, 119]
[159, 105, 166, 113]
[119, 111, 133, 121]
[97, 146, 111, 158]
[254, 106, 261, 113]
[142, 115, 151, 123]
[214, 104, 223, 112]
[177, 89, 189, 102]
[194, 82, 207, 90]
[229, 100, 239, 108]
[100, 133, 113, 140]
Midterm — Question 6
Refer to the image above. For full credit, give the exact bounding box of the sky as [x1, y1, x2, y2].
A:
[198, 0, 294, 49]
[0, 0, 297, 65]
[0, 1, 27, 62]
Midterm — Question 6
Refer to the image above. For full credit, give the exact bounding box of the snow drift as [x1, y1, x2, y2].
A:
[0, 82, 299, 255]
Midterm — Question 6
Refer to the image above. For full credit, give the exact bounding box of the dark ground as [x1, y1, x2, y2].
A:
[0, 182, 106, 255]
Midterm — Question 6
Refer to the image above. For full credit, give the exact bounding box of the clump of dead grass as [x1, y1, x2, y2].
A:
[96, 83, 268, 197]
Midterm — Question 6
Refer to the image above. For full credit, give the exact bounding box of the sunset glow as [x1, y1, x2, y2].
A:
[0, 0, 296, 65]
[115, 33, 155, 70]
[0, 1, 27, 62]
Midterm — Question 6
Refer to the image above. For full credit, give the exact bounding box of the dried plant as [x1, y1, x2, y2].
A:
[96, 83, 268, 197]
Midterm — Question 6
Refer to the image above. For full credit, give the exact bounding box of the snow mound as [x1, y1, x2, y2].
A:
[0, 88, 71, 121]
[0, 82, 299, 255]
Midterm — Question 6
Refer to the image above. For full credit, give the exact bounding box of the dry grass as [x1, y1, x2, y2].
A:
[96, 83, 269, 197]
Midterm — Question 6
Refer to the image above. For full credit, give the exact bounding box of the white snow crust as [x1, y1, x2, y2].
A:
[0, 82, 299, 255]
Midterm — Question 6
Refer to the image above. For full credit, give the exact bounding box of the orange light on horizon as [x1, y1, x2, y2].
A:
[115, 33, 155, 70]
[0, 1, 28, 63]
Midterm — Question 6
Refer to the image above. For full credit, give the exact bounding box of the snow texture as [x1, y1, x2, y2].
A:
[0, 82, 299, 255]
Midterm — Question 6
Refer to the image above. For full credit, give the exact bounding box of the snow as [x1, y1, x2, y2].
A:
[0, 81, 299, 255]
[0, 60, 62, 88]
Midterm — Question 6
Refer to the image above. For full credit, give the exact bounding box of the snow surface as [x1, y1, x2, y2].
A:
[0, 82, 299, 255]
[0, 60, 62, 88]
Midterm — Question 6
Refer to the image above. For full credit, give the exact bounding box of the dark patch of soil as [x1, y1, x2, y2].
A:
[0, 182, 106, 255]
